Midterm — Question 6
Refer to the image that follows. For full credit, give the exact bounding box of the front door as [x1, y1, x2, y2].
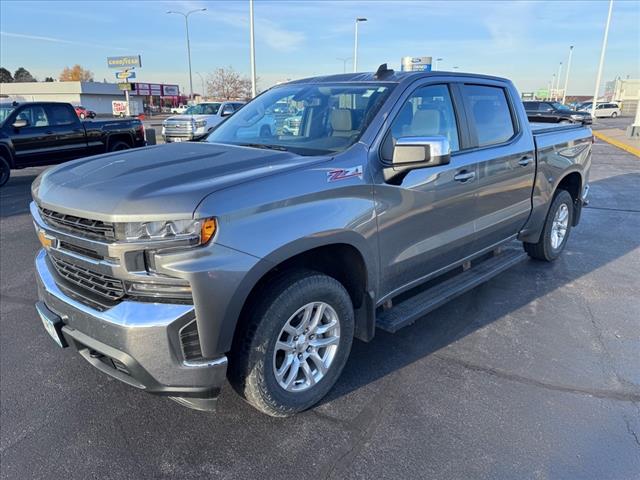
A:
[9, 105, 56, 166]
[373, 82, 479, 300]
[44, 104, 88, 161]
[458, 83, 536, 250]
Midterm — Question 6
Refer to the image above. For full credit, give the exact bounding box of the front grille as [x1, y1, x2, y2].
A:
[164, 122, 193, 135]
[39, 207, 115, 241]
[49, 255, 125, 301]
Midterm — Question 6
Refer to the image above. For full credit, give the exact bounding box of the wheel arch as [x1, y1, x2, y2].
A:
[218, 235, 377, 355]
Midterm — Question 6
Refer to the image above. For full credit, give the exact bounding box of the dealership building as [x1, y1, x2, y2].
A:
[0, 81, 182, 115]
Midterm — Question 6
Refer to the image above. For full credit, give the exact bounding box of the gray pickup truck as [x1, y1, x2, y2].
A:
[31, 67, 591, 416]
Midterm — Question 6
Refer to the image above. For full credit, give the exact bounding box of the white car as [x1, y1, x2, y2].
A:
[170, 105, 189, 114]
[162, 101, 244, 142]
[578, 102, 621, 118]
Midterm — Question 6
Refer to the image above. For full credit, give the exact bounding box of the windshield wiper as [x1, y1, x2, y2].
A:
[239, 143, 289, 152]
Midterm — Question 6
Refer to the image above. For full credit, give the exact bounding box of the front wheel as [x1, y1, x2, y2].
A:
[611, 112, 618, 118]
[108, 141, 130, 152]
[228, 271, 354, 416]
[0, 156, 10, 187]
[524, 189, 574, 261]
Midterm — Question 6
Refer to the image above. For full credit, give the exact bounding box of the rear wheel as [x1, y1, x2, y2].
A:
[0, 156, 10, 187]
[79, 113, 86, 119]
[524, 189, 574, 261]
[611, 111, 618, 118]
[108, 140, 130, 152]
[228, 270, 354, 417]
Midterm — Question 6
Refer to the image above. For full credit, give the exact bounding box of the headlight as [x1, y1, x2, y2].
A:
[570, 115, 583, 121]
[194, 120, 207, 128]
[115, 218, 217, 244]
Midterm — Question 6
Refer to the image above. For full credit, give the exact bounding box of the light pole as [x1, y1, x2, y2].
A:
[434, 57, 443, 70]
[167, 8, 206, 101]
[196, 72, 205, 99]
[249, 0, 257, 97]
[551, 73, 556, 100]
[591, 0, 614, 119]
[562, 46, 574, 105]
[555, 62, 563, 100]
[337, 57, 351, 73]
[353, 17, 367, 73]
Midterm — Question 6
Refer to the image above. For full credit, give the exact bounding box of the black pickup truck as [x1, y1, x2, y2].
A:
[0, 102, 146, 186]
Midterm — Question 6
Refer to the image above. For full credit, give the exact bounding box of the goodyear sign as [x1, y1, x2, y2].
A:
[107, 55, 142, 69]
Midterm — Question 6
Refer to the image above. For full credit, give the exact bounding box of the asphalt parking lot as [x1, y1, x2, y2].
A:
[1, 141, 639, 479]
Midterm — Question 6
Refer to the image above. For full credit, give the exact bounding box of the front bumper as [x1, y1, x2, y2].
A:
[35, 249, 228, 404]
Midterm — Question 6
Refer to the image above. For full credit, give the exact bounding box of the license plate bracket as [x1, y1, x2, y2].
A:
[36, 302, 67, 348]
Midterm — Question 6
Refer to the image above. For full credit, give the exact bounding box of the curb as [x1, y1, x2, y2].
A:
[593, 131, 640, 158]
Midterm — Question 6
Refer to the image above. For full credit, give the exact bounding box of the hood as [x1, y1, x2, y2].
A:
[165, 114, 217, 122]
[34, 142, 326, 222]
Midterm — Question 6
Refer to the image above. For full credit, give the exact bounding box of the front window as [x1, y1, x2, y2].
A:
[185, 103, 221, 115]
[206, 83, 395, 156]
[0, 105, 17, 125]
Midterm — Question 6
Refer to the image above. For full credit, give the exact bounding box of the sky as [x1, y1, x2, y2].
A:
[1, 0, 638, 96]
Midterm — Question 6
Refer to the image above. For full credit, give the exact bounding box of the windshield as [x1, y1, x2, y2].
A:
[0, 104, 17, 125]
[551, 102, 571, 111]
[185, 103, 221, 115]
[206, 83, 395, 156]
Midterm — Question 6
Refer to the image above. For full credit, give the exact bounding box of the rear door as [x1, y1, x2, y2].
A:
[44, 104, 88, 160]
[458, 83, 536, 251]
[374, 82, 480, 298]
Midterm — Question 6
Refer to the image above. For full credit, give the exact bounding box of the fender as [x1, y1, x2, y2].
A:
[213, 231, 377, 353]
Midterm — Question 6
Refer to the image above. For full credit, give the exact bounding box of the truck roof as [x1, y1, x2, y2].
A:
[285, 70, 510, 86]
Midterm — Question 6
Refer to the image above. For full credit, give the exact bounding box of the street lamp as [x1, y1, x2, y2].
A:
[551, 73, 556, 100]
[196, 72, 205, 99]
[249, 0, 257, 98]
[434, 57, 443, 70]
[555, 62, 563, 101]
[337, 57, 352, 73]
[562, 46, 574, 105]
[167, 8, 206, 101]
[591, 0, 614, 119]
[353, 17, 367, 73]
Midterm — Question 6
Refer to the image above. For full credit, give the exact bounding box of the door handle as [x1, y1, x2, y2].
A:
[518, 156, 533, 166]
[454, 171, 475, 182]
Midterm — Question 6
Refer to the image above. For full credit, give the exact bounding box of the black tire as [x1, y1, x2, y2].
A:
[108, 140, 130, 152]
[524, 189, 574, 261]
[228, 270, 354, 417]
[611, 112, 618, 118]
[79, 113, 85, 119]
[0, 156, 10, 187]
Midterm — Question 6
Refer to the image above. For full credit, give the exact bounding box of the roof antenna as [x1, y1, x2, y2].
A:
[374, 63, 394, 79]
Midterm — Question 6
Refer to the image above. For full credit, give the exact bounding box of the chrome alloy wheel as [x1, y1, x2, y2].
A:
[551, 203, 570, 249]
[273, 302, 341, 392]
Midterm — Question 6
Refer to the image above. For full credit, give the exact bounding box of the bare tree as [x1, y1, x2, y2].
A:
[206, 66, 253, 101]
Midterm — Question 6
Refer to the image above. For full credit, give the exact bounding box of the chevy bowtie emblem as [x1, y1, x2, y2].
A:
[37, 229, 57, 250]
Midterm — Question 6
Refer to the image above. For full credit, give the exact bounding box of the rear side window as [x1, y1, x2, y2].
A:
[47, 104, 77, 126]
[523, 102, 538, 110]
[462, 85, 515, 147]
[15, 106, 49, 127]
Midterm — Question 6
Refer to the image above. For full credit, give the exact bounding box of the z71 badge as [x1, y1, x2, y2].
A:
[326, 166, 363, 182]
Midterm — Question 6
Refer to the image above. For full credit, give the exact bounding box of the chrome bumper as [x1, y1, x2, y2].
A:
[35, 249, 228, 400]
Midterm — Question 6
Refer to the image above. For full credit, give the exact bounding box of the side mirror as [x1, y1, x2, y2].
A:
[384, 136, 451, 183]
[12, 118, 29, 129]
[221, 105, 234, 117]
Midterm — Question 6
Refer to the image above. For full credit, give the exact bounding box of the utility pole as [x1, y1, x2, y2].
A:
[167, 8, 206, 101]
[249, 0, 257, 97]
[353, 17, 367, 72]
[337, 57, 351, 73]
[591, 0, 614, 118]
[562, 46, 574, 105]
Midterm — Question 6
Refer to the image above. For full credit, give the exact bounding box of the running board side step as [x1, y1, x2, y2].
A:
[376, 248, 528, 333]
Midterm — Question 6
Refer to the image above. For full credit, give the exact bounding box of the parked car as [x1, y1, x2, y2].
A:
[281, 112, 303, 135]
[582, 102, 621, 118]
[162, 101, 244, 143]
[74, 105, 96, 120]
[30, 68, 591, 416]
[170, 105, 189, 114]
[0, 101, 145, 186]
[523, 101, 592, 125]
